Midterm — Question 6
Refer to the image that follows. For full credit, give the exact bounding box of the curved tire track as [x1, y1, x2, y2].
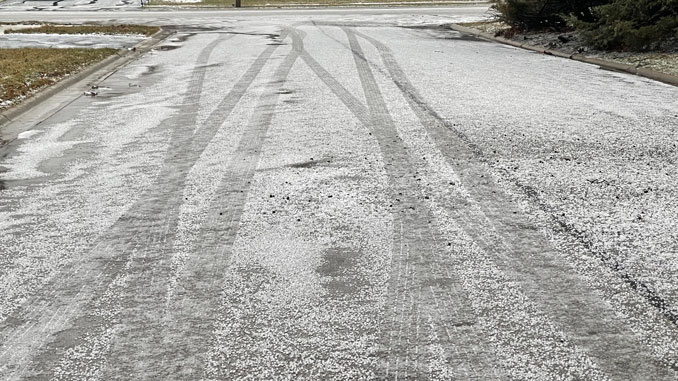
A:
[352, 29, 677, 378]
[341, 27, 499, 379]
[148, 28, 304, 380]
[0, 32, 288, 379]
[0, 34, 229, 379]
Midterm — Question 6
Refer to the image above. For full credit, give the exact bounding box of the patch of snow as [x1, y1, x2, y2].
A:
[1, 122, 86, 180]
[16, 130, 42, 140]
[0, 33, 145, 49]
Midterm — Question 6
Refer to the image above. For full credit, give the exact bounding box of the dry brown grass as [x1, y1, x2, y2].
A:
[0, 48, 117, 109]
[4, 24, 159, 37]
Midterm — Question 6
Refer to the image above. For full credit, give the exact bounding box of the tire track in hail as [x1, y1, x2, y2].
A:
[46, 34, 289, 379]
[352, 30, 678, 378]
[317, 24, 604, 378]
[339, 27, 497, 379]
[290, 25, 499, 379]
[0, 34, 229, 379]
[90, 33, 289, 376]
[117, 28, 304, 380]
[354, 29, 678, 328]
[174, 28, 304, 379]
[0, 32, 277, 379]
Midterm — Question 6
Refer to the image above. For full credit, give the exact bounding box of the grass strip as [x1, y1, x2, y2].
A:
[0, 48, 117, 109]
[4, 24, 159, 37]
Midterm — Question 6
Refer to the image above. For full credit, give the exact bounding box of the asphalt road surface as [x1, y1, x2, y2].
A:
[1, 6, 678, 380]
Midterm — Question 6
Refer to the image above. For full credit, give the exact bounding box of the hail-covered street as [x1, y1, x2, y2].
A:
[0, 5, 677, 380]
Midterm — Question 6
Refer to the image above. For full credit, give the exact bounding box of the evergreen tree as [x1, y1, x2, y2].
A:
[491, 0, 609, 29]
[572, 0, 678, 51]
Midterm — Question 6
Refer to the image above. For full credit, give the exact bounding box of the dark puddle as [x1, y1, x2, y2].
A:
[402, 24, 488, 42]
[288, 159, 319, 169]
[169, 33, 196, 43]
[323, 277, 368, 297]
[451, 321, 476, 328]
[0, 166, 8, 190]
[319, 247, 367, 297]
[195, 62, 223, 70]
[226, 31, 280, 39]
[431, 31, 488, 42]
[50, 315, 102, 348]
[141, 65, 158, 76]
[318, 247, 359, 276]
[92, 91, 125, 99]
[158, 45, 180, 51]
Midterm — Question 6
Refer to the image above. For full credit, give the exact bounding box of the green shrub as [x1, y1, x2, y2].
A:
[491, 0, 609, 29]
[571, 0, 678, 51]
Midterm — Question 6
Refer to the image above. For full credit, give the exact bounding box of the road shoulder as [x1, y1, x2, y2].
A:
[449, 23, 678, 87]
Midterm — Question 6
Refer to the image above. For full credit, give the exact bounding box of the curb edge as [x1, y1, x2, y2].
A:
[0, 27, 172, 132]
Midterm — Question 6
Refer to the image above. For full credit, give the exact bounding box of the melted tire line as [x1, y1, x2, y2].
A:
[156, 28, 304, 380]
[0, 32, 280, 379]
[341, 26, 493, 379]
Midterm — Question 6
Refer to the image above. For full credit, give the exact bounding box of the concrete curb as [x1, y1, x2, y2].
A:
[0, 28, 171, 132]
[448, 24, 678, 87]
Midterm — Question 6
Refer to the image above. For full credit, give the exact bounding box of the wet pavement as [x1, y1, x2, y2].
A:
[0, 5, 677, 380]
